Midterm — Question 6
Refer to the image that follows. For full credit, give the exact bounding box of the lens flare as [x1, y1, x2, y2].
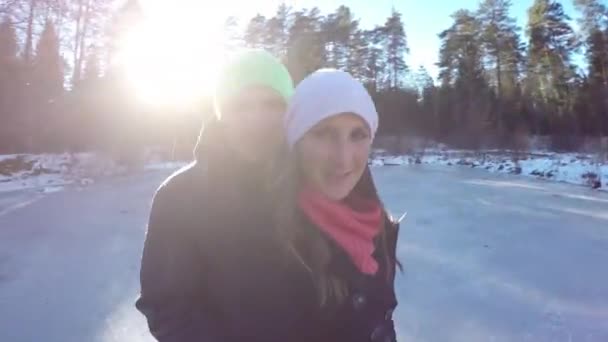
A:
[116, 3, 224, 107]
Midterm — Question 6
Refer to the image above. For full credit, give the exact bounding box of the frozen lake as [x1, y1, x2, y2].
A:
[1, 165, 607, 342]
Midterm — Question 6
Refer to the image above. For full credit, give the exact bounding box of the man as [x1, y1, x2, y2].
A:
[136, 50, 294, 341]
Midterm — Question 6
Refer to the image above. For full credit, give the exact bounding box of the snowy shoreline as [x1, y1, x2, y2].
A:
[0, 153, 186, 193]
[370, 149, 608, 191]
[2, 150, 606, 193]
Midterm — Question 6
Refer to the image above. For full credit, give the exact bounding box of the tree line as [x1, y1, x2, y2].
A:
[0, 0, 607, 157]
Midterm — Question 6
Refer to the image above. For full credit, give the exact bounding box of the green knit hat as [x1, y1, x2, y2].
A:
[213, 50, 294, 117]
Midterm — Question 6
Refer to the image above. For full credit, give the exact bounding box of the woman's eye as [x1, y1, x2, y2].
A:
[351, 128, 370, 141]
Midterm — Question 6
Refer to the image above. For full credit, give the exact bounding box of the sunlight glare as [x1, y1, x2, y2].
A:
[118, 2, 224, 107]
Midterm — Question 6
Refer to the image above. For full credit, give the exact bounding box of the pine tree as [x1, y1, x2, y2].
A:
[477, 0, 523, 99]
[33, 20, 64, 100]
[575, 0, 608, 34]
[574, 0, 608, 135]
[322, 10, 338, 68]
[25, 20, 65, 151]
[69, 0, 112, 84]
[322, 6, 358, 70]
[438, 10, 485, 87]
[322, 6, 364, 76]
[0, 17, 17, 63]
[265, 3, 291, 60]
[586, 28, 608, 86]
[383, 8, 408, 90]
[0, 17, 21, 152]
[23, 0, 38, 65]
[347, 28, 368, 81]
[525, 0, 579, 135]
[415, 66, 434, 99]
[287, 7, 325, 82]
[438, 10, 491, 147]
[414, 66, 438, 137]
[477, 0, 524, 135]
[244, 14, 267, 49]
[362, 26, 387, 92]
[68, 44, 103, 151]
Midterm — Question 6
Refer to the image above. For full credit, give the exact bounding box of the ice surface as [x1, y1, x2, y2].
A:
[1, 167, 608, 341]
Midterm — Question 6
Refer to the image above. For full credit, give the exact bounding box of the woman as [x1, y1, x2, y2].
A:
[273, 68, 401, 342]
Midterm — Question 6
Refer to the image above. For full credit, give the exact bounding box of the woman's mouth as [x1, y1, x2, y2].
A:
[327, 171, 352, 184]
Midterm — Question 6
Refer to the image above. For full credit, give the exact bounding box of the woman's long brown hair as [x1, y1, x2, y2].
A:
[271, 150, 399, 307]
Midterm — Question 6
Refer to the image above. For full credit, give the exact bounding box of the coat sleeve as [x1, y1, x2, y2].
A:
[135, 181, 222, 342]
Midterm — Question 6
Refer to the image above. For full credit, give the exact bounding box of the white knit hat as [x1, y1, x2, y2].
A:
[285, 69, 379, 148]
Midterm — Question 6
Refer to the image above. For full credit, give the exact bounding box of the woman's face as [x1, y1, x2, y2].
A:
[221, 86, 286, 162]
[297, 113, 372, 201]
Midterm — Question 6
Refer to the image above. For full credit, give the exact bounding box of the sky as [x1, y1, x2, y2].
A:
[137, 0, 581, 80]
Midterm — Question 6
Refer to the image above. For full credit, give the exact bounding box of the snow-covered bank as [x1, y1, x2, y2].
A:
[4, 150, 605, 194]
[144, 161, 191, 171]
[0, 153, 187, 193]
[372, 149, 608, 191]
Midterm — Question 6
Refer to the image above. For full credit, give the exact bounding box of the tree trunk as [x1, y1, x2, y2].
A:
[76, 1, 92, 81]
[495, 45, 502, 99]
[72, 0, 84, 83]
[23, 0, 37, 64]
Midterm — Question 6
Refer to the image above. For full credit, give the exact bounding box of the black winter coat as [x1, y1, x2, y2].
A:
[136, 133, 401, 342]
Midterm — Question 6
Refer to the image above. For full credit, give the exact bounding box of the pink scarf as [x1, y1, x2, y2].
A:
[298, 188, 382, 275]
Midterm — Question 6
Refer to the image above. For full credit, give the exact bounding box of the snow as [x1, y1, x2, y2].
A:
[371, 150, 608, 191]
[1, 155, 74, 193]
[144, 161, 189, 171]
[41, 186, 65, 193]
[4, 176, 66, 193]
[2, 167, 608, 341]
[0, 153, 188, 194]
[382, 156, 408, 166]
[370, 159, 384, 167]
[79, 178, 95, 186]
[5, 149, 604, 194]
[0, 154, 20, 163]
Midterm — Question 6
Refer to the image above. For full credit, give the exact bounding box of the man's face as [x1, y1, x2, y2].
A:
[220, 86, 287, 163]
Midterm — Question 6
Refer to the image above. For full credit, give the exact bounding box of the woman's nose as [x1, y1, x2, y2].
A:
[329, 137, 353, 168]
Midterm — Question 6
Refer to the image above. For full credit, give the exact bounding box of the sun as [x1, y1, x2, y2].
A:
[117, 2, 225, 107]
